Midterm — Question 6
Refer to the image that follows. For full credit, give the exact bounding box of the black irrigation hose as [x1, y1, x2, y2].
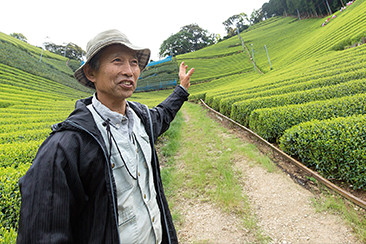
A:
[199, 99, 366, 210]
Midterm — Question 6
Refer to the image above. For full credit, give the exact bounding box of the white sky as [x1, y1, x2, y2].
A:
[1, 0, 267, 60]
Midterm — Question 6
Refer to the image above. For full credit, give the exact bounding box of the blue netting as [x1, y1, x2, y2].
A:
[135, 79, 177, 92]
[146, 56, 172, 67]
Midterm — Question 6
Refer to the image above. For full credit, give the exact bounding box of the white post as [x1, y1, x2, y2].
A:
[251, 44, 255, 66]
[265, 45, 272, 70]
[39, 48, 43, 62]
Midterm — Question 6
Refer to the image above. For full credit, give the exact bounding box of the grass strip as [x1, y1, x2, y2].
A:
[158, 102, 272, 242]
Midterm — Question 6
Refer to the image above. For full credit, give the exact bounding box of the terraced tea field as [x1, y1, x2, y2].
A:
[0, 0, 365, 241]
[182, 0, 366, 191]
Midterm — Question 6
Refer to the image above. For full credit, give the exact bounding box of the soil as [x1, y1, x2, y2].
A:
[170, 105, 363, 244]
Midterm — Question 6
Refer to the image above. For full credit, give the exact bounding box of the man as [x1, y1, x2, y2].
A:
[17, 29, 194, 244]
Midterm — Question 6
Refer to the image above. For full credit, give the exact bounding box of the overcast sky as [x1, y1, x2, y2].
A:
[2, 0, 267, 60]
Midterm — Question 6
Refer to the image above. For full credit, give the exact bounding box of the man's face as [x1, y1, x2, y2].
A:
[90, 44, 141, 103]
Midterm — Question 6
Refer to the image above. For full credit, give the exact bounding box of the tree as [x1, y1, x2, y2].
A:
[222, 13, 249, 37]
[44, 42, 85, 62]
[249, 8, 265, 25]
[261, 0, 344, 18]
[10, 33, 27, 43]
[159, 24, 216, 57]
[65, 43, 86, 62]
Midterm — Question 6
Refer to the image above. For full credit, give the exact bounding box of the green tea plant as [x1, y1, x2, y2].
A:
[280, 114, 366, 189]
[231, 78, 366, 127]
[250, 93, 366, 142]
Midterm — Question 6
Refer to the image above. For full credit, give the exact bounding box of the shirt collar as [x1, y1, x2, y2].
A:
[91, 93, 133, 127]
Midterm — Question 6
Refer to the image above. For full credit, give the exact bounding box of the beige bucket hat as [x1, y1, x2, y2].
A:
[74, 29, 151, 89]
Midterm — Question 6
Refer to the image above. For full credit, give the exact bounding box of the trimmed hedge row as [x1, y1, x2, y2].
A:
[249, 93, 366, 142]
[0, 226, 17, 243]
[139, 61, 178, 78]
[218, 67, 366, 116]
[0, 141, 41, 168]
[0, 128, 50, 144]
[0, 163, 31, 230]
[138, 61, 178, 91]
[231, 78, 366, 127]
[0, 64, 88, 99]
[279, 114, 366, 190]
[177, 52, 251, 83]
[0, 40, 91, 93]
[0, 121, 51, 133]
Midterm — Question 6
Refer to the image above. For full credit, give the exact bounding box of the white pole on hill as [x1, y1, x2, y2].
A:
[39, 48, 43, 62]
[325, 0, 333, 15]
[265, 45, 272, 70]
[251, 44, 256, 71]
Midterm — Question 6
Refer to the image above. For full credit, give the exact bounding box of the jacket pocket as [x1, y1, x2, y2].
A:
[118, 206, 138, 243]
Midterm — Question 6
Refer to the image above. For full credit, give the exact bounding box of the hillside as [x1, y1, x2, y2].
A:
[0, 32, 93, 241]
[0, 0, 365, 241]
[169, 0, 366, 189]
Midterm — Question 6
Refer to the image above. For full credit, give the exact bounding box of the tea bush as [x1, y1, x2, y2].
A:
[0, 163, 31, 230]
[279, 114, 366, 190]
[231, 78, 366, 127]
[250, 93, 366, 142]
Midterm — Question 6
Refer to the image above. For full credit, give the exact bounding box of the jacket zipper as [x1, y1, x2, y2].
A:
[63, 120, 121, 244]
[143, 104, 172, 244]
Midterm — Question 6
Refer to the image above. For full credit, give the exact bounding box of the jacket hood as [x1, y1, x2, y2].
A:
[51, 97, 100, 137]
[51, 97, 150, 145]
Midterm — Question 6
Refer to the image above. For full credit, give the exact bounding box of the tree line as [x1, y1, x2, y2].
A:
[10, 0, 348, 62]
[159, 0, 348, 57]
[10, 33, 85, 62]
[262, 0, 347, 18]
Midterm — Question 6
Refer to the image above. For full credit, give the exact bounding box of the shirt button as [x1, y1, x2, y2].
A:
[115, 123, 120, 129]
[138, 172, 141, 176]
[111, 163, 115, 168]
[144, 194, 146, 199]
[152, 217, 155, 222]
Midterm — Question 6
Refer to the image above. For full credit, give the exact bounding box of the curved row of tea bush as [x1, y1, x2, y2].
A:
[218, 69, 366, 115]
[0, 163, 30, 233]
[249, 93, 366, 142]
[279, 114, 366, 190]
[0, 33, 92, 239]
[204, 49, 366, 112]
[0, 141, 41, 168]
[0, 39, 90, 93]
[231, 78, 366, 127]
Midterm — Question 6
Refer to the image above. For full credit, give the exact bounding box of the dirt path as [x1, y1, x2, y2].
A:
[235, 162, 358, 243]
[173, 105, 360, 243]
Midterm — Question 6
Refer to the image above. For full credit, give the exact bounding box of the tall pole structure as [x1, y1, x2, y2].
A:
[325, 0, 332, 15]
[265, 45, 272, 70]
[251, 44, 256, 71]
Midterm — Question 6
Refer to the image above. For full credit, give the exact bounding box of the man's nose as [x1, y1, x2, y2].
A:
[121, 63, 133, 76]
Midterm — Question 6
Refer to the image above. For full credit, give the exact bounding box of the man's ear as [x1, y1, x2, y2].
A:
[83, 64, 97, 83]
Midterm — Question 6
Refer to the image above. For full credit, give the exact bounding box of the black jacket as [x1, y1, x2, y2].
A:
[17, 86, 189, 244]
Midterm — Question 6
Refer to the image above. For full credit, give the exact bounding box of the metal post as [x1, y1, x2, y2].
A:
[325, 0, 332, 15]
[39, 48, 43, 62]
[237, 27, 248, 69]
[297, 9, 301, 20]
[39, 36, 49, 63]
[339, 0, 344, 7]
[64, 44, 67, 57]
[251, 44, 256, 71]
[264, 45, 272, 70]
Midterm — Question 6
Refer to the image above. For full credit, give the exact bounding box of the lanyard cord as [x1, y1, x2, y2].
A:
[92, 104, 138, 181]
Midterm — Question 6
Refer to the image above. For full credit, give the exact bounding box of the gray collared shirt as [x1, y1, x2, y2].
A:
[87, 94, 162, 244]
